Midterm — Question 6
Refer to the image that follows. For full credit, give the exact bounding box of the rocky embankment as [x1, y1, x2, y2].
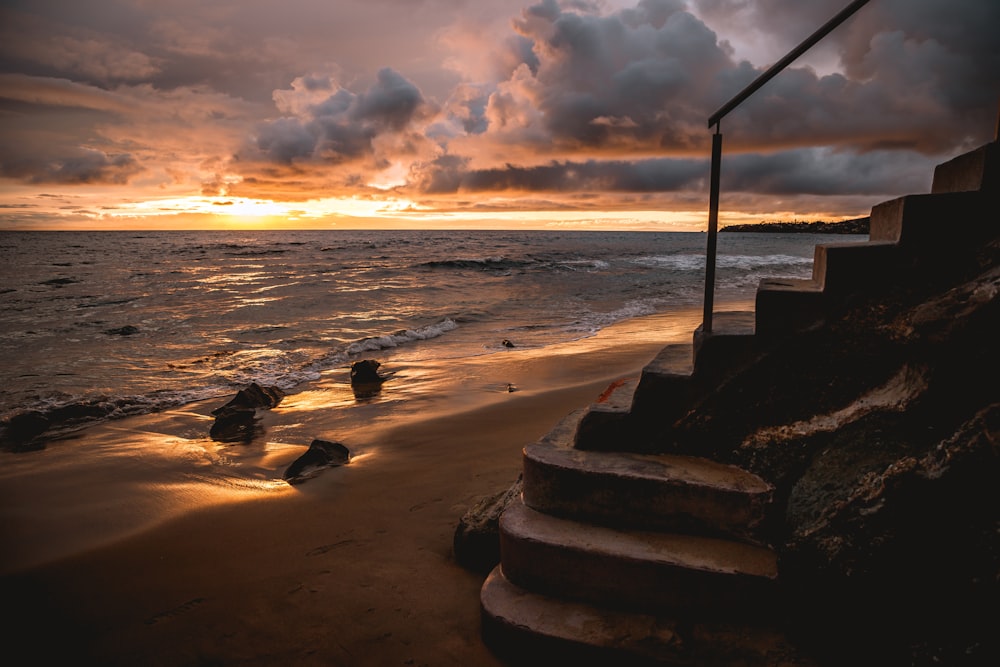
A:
[721, 217, 870, 234]
[663, 226, 998, 665]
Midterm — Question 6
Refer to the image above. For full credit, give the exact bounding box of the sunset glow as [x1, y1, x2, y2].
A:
[1, 0, 996, 231]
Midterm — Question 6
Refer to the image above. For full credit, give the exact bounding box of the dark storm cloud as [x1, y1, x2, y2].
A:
[692, 0, 1000, 151]
[413, 153, 706, 193]
[245, 68, 430, 165]
[723, 149, 935, 196]
[512, 0, 994, 153]
[1, 149, 142, 185]
[493, 0, 728, 152]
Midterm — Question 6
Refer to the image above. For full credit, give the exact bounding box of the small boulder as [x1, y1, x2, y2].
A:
[209, 383, 285, 443]
[283, 439, 352, 484]
[104, 325, 140, 336]
[211, 383, 285, 416]
[350, 359, 384, 385]
[350, 359, 385, 399]
[1, 411, 51, 452]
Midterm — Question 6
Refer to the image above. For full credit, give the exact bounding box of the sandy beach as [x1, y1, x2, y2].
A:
[1, 305, 722, 666]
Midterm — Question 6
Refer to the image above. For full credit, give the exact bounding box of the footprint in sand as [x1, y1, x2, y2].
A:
[145, 597, 206, 625]
[305, 539, 355, 556]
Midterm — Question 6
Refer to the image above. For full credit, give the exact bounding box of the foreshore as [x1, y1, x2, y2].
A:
[1, 304, 731, 666]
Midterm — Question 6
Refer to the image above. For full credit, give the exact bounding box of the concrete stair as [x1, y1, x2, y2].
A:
[572, 139, 999, 454]
[479, 140, 998, 664]
[482, 409, 801, 664]
[524, 410, 773, 540]
[499, 500, 778, 616]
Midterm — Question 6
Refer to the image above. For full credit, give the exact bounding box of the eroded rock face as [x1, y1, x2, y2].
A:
[665, 238, 1000, 665]
[453, 475, 523, 574]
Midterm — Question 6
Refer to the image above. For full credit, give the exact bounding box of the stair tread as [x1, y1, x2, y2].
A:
[757, 277, 822, 292]
[482, 567, 811, 666]
[502, 500, 777, 580]
[526, 440, 772, 495]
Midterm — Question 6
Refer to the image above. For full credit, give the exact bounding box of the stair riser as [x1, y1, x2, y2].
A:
[522, 458, 768, 540]
[499, 529, 776, 617]
[932, 142, 999, 194]
[871, 191, 991, 246]
[813, 242, 899, 295]
[754, 287, 826, 337]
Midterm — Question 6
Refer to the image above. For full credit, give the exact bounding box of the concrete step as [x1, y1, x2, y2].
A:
[754, 278, 826, 337]
[870, 191, 994, 249]
[574, 343, 693, 451]
[499, 499, 779, 617]
[522, 437, 773, 541]
[481, 567, 814, 666]
[931, 141, 999, 194]
[811, 240, 899, 295]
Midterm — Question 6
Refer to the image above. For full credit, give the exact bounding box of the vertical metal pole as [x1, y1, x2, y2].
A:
[703, 126, 723, 334]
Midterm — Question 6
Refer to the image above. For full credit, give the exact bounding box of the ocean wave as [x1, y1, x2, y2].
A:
[632, 253, 812, 272]
[344, 319, 459, 355]
[416, 256, 531, 272]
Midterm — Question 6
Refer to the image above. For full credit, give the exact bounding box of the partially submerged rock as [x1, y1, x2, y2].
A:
[104, 325, 140, 336]
[283, 439, 352, 484]
[350, 359, 385, 399]
[209, 383, 285, 443]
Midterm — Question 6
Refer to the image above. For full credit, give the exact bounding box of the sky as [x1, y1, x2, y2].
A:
[0, 0, 997, 231]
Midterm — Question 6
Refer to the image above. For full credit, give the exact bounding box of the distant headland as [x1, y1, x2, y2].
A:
[721, 216, 870, 234]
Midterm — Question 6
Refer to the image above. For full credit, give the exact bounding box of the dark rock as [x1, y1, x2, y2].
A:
[211, 383, 285, 417]
[350, 359, 384, 385]
[453, 475, 522, 574]
[209, 383, 285, 443]
[283, 439, 352, 484]
[208, 410, 260, 444]
[41, 277, 80, 286]
[1, 411, 51, 452]
[350, 359, 385, 399]
[104, 325, 140, 336]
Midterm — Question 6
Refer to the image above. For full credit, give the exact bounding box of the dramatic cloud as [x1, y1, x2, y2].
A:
[0, 0, 996, 228]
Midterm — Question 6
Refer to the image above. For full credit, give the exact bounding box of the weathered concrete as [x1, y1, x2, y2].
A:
[754, 278, 825, 337]
[932, 141, 999, 194]
[481, 567, 814, 667]
[499, 500, 778, 617]
[523, 436, 772, 540]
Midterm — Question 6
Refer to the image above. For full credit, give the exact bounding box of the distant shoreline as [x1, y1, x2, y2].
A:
[721, 216, 870, 234]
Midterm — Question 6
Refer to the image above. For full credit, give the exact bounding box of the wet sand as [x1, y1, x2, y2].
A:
[1, 306, 725, 666]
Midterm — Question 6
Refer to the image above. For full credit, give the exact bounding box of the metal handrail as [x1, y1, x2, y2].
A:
[702, 0, 873, 333]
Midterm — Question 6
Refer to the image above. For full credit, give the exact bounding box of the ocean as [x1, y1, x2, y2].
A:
[0, 229, 857, 444]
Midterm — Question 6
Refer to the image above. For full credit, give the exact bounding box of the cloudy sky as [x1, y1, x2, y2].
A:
[1, 0, 997, 230]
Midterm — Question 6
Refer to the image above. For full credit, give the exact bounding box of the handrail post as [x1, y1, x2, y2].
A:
[701, 0, 874, 336]
[703, 126, 723, 334]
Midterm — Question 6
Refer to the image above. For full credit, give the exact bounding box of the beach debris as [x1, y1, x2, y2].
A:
[209, 383, 285, 444]
[501, 339, 515, 348]
[283, 439, 352, 484]
[350, 359, 385, 399]
[104, 325, 140, 336]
